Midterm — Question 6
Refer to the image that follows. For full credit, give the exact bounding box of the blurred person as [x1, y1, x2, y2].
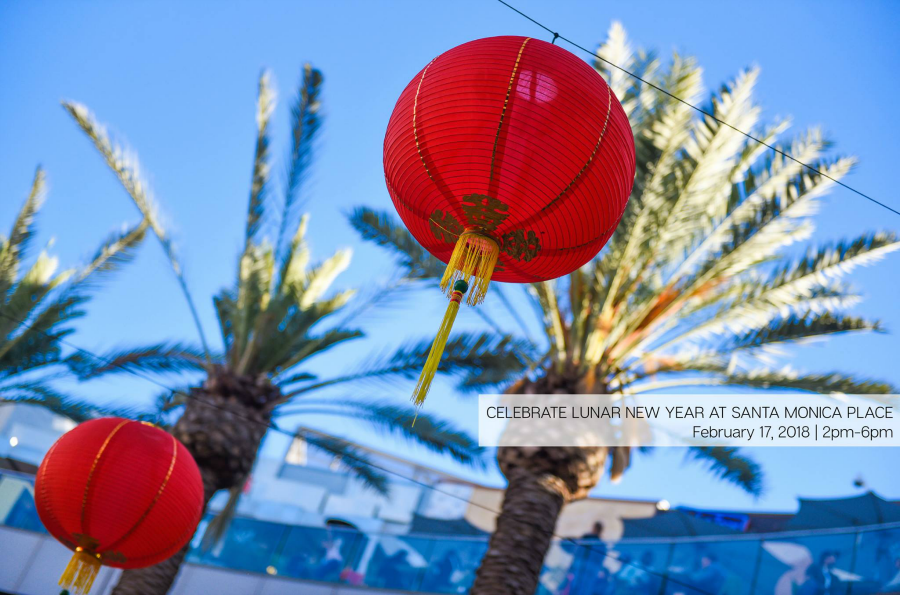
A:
[581, 521, 605, 541]
[378, 550, 412, 589]
[421, 549, 461, 592]
[617, 552, 654, 595]
[582, 522, 609, 570]
[688, 553, 726, 594]
[804, 550, 844, 595]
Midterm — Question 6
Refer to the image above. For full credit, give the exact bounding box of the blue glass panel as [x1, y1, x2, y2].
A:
[189, 517, 288, 573]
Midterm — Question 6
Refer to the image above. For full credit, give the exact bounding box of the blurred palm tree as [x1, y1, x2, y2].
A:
[354, 23, 899, 595]
[58, 66, 530, 595]
[1, 168, 146, 421]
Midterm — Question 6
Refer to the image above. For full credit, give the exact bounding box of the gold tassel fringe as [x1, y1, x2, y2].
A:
[411, 280, 468, 412]
[440, 231, 499, 306]
[60, 549, 102, 595]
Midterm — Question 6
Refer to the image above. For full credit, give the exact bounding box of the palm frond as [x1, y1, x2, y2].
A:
[719, 369, 895, 395]
[276, 64, 323, 258]
[686, 447, 762, 496]
[728, 312, 882, 352]
[0, 293, 89, 379]
[647, 67, 761, 268]
[288, 332, 535, 397]
[624, 355, 897, 396]
[594, 21, 634, 107]
[245, 70, 276, 247]
[62, 101, 212, 359]
[62, 102, 165, 247]
[0, 384, 138, 423]
[275, 400, 483, 467]
[138, 386, 191, 428]
[233, 243, 276, 367]
[688, 156, 855, 284]
[66, 342, 210, 379]
[0, 252, 70, 341]
[673, 129, 830, 280]
[280, 329, 363, 371]
[274, 371, 317, 385]
[0, 167, 46, 296]
[647, 232, 898, 355]
[274, 214, 310, 297]
[0, 323, 68, 378]
[75, 219, 149, 286]
[259, 327, 362, 380]
[425, 331, 537, 389]
[298, 249, 352, 310]
[0, 202, 148, 380]
[249, 236, 359, 374]
[348, 207, 445, 280]
[297, 428, 389, 494]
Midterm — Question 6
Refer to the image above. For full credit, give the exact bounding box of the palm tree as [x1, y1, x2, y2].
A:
[1, 168, 147, 421]
[59, 66, 530, 595]
[354, 23, 899, 595]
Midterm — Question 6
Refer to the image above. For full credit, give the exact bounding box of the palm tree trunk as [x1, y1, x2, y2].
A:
[470, 467, 567, 594]
[110, 369, 277, 595]
[471, 372, 609, 595]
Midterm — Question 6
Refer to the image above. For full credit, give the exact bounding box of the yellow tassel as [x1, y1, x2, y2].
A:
[411, 280, 468, 413]
[440, 231, 499, 306]
[60, 549, 102, 594]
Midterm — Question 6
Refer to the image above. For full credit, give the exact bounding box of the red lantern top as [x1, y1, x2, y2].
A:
[384, 35, 635, 284]
[35, 417, 204, 570]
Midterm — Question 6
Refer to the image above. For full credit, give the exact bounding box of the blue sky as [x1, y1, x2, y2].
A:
[1, 0, 899, 513]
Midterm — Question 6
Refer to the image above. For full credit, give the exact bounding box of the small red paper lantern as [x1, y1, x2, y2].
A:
[35, 417, 204, 594]
[383, 36, 636, 405]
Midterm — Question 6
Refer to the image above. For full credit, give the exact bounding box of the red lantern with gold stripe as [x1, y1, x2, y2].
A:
[35, 417, 204, 594]
[383, 36, 636, 407]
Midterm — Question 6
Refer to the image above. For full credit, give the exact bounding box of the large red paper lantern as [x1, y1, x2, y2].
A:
[35, 417, 204, 594]
[383, 36, 635, 406]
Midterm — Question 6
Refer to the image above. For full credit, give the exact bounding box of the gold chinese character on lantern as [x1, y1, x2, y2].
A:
[461, 194, 510, 231]
[428, 209, 464, 243]
[501, 229, 541, 261]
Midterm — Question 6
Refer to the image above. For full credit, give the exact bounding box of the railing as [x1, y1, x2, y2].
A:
[3, 469, 899, 595]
